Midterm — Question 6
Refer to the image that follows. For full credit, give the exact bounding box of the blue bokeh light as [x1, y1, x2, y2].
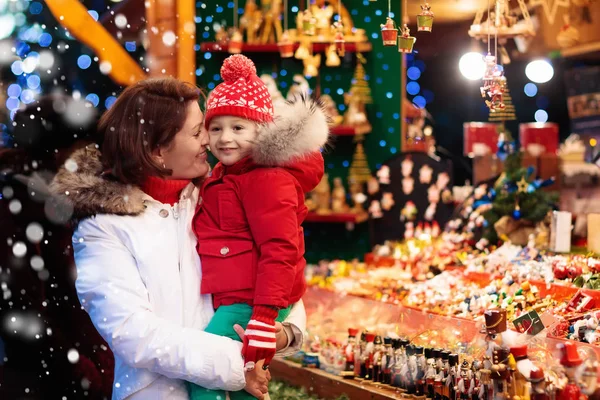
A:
[11, 61, 24, 75]
[413, 95, 426, 108]
[125, 42, 136, 52]
[88, 10, 99, 21]
[29, 2, 43, 14]
[86, 93, 100, 107]
[26, 75, 40, 90]
[77, 55, 92, 69]
[6, 97, 20, 111]
[38, 33, 52, 47]
[535, 109, 548, 123]
[406, 81, 420, 95]
[524, 83, 537, 97]
[7, 84, 22, 98]
[379, 140, 387, 147]
[407, 66, 421, 80]
[105, 96, 117, 109]
[20, 89, 35, 104]
[386, 92, 393, 99]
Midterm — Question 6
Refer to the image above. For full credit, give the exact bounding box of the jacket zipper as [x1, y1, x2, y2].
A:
[172, 203, 181, 271]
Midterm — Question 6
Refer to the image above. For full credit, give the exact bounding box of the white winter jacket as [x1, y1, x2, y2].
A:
[50, 147, 306, 400]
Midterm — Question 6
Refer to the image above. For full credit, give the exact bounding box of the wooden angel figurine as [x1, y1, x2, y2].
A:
[331, 177, 348, 213]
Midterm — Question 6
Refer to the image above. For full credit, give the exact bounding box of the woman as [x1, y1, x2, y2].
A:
[50, 78, 307, 399]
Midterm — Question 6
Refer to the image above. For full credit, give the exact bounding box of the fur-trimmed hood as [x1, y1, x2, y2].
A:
[49, 146, 147, 219]
[252, 94, 329, 165]
[49, 95, 329, 219]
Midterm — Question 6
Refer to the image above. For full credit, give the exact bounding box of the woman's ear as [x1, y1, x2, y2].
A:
[151, 146, 166, 168]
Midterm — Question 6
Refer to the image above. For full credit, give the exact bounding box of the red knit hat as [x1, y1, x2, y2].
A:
[205, 54, 274, 128]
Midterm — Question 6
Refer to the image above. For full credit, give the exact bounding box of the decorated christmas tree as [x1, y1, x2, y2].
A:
[348, 62, 372, 104]
[348, 142, 372, 184]
[483, 147, 559, 245]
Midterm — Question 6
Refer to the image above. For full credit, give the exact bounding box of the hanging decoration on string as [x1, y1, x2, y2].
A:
[228, 0, 243, 54]
[331, 0, 345, 56]
[468, 0, 535, 45]
[277, 0, 294, 57]
[398, 24, 416, 53]
[302, 8, 317, 36]
[417, 2, 434, 32]
[478, 0, 508, 112]
[380, 0, 398, 46]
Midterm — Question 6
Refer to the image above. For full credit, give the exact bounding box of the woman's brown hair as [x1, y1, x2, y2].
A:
[99, 77, 203, 185]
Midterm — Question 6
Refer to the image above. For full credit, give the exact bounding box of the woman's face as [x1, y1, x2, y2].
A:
[157, 101, 210, 180]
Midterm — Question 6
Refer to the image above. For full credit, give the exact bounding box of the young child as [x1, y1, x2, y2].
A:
[190, 54, 329, 400]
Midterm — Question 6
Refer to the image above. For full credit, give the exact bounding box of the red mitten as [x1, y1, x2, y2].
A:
[242, 305, 278, 371]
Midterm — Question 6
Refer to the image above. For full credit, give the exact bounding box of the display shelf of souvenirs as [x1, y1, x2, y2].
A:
[271, 287, 600, 400]
[559, 134, 600, 185]
[304, 237, 600, 348]
[329, 124, 372, 136]
[270, 358, 402, 400]
[305, 173, 369, 226]
[199, 41, 372, 54]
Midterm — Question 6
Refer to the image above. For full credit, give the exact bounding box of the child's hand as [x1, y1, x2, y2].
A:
[241, 305, 279, 370]
[234, 322, 288, 351]
[244, 359, 270, 399]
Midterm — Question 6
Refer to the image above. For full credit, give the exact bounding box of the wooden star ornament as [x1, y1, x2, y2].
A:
[517, 177, 529, 193]
[529, 0, 570, 24]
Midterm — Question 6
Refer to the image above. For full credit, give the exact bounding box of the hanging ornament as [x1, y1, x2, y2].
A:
[381, 17, 398, 46]
[302, 9, 317, 36]
[277, 0, 294, 58]
[486, 74, 506, 112]
[556, 15, 580, 48]
[381, 0, 398, 46]
[278, 31, 295, 58]
[295, 39, 310, 60]
[513, 203, 522, 220]
[303, 53, 321, 78]
[398, 24, 416, 53]
[332, 21, 345, 57]
[417, 2, 434, 32]
[325, 44, 341, 67]
[228, 30, 244, 54]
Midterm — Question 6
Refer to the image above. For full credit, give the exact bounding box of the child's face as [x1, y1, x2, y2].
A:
[208, 116, 258, 166]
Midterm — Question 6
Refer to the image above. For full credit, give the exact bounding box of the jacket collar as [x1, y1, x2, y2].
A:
[49, 145, 195, 220]
[250, 94, 330, 166]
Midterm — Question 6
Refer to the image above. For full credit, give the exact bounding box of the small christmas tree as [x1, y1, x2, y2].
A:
[348, 62, 372, 105]
[483, 150, 559, 244]
[348, 142, 372, 184]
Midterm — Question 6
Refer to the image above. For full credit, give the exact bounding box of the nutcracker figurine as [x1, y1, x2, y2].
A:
[405, 345, 417, 395]
[381, 337, 395, 385]
[581, 360, 599, 396]
[358, 332, 367, 379]
[478, 368, 493, 400]
[372, 335, 384, 383]
[556, 342, 583, 400]
[391, 339, 405, 388]
[528, 366, 549, 400]
[341, 328, 359, 378]
[440, 351, 451, 400]
[425, 348, 437, 399]
[470, 360, 481, 400]
[457, 360, 472, 399]
[415, 346, 427, 398]
[447, 354, 459, 400]
[491, 348, 511, 399]
[433, 349, 444, 399]
[363, 332, 376, 380]
[510, 344, 534, 400]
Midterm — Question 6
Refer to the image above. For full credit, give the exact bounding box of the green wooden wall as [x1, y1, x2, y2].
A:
[196, 0, 403, 262]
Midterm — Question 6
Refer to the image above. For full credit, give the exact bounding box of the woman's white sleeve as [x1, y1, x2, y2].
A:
[73, 218, 246, 391]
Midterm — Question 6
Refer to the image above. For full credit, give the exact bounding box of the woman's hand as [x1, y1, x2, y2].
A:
[233, 322, 289, 351]
[244, 359, 270, 399]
